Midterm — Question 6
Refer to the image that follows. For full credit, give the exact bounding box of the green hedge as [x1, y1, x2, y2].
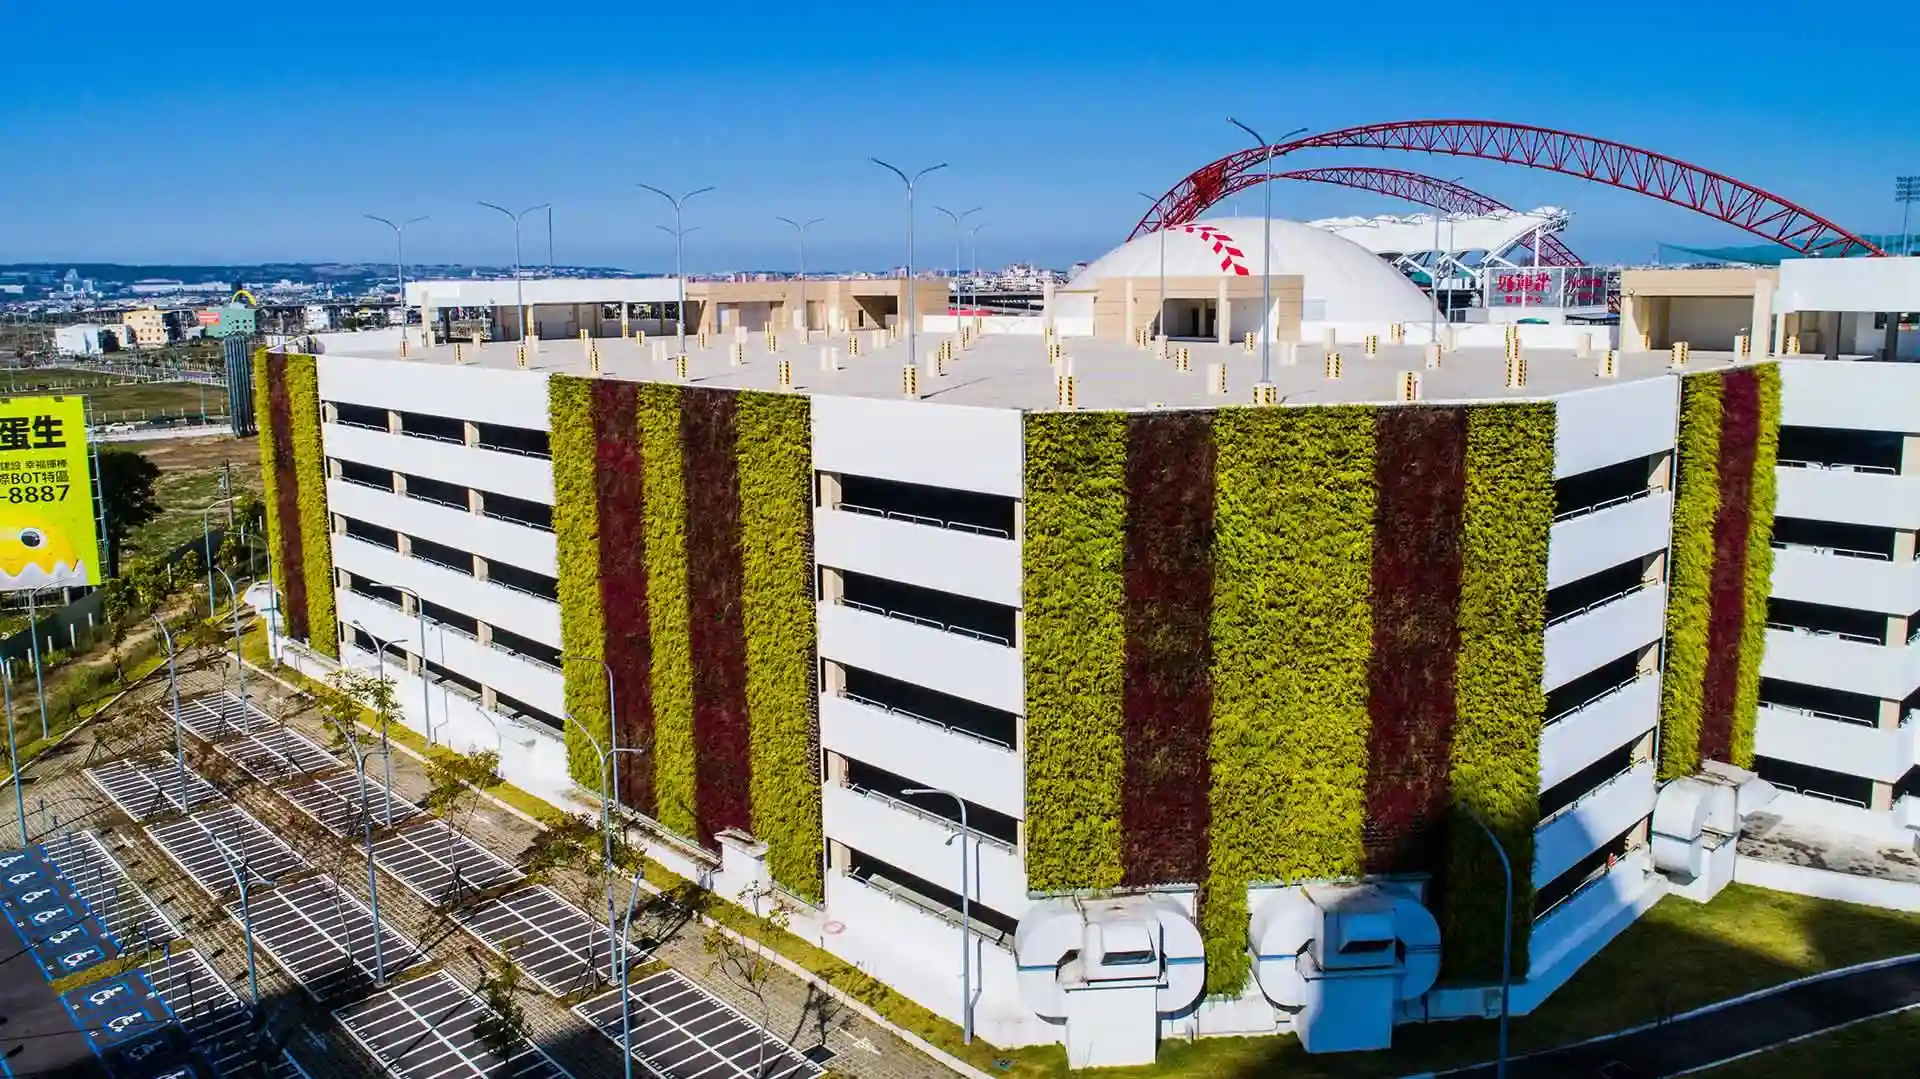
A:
[736, 391, 823, 902]
[550, 375, 610, 791]
[1204, 406, 1377, 996]
[1023, 411, 1129, 893]
[1659, 374, 1724, 778]
[642, 384, 698, 839]
[284, 354, 337, 659]
[251, 349, 286, 632]
[1444, 404, 1554, 980]
[1730, 364, 1782, 768]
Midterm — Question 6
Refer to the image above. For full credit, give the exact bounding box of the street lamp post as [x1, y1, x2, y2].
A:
[1137, 192, 1169, 341]
[1898, 176, 1920, 258]
[24, 583, 58, 740]
[1429, 176, 1465, 347]
[212, 569, 246, 723]
[3, 662, 25, 845]
[315, 710, 390, 985]
[967, 223, 989, 324]
[1464, 810, 1514, 1079]
[361, 581, 434, 746]
[561, 653, 621, 813]
[903, 786, 974, 1045]
[150, 614, 187, 801]
[637, 185, 716, 360]
[934, 206, 982, 322]
[477, 202, 551, 344]
[347, 621, 398, 824]
[775, 216, 825, 338]
[569, 722, 647, 1079]
[201, 496, 238, 614]
[363, 214, 429, 336]
[1225, 121, 1307, 385]
[870, 159, 949, 379]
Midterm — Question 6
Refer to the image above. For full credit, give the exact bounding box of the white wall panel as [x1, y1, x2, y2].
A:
[822, 784, 1029, 915]
[1554, 378, 1677, 479]
[333, 534, 561, 648]
[1753, 705, 1910, 785]
[316, 353, 553, 430]
[1548, 492, 1671, 590]
[812, 396, 1024, 498]
[1532, 761, 1655, 889]
[337, 590, 564, 719]
[1780, 358, 1920, 433]
[328, 480, 558, 578]
[1774, 466, 1919, 531]
[1543, 586, 1666, 692]
[1538, 677, 1659, 792]
[817, 602, 1023, 715]
[820, 693, 1022, 820]
[815, 509, 1020, 608]
[1761, 628, 1920, 703]
[1770, 545, 1920, 616]
[322, 423, 555, 505]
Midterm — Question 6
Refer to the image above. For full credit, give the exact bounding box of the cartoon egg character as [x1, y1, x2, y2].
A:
[0, 525, 85, 589]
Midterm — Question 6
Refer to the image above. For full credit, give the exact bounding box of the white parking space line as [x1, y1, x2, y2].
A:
[172, 692, 276, 742]
[453, 886, 628, 997]
[576, 969, 823, 1079]
[280, 772, 419, 838]
[235, 875, 422, 1001]
[217, 726, 342, 785]
[38, 831, 179, 950]
[334, 971, 572, 1079]
[372, 819, 522, 906]
[147, 804, 310, 896]
[85, 757, 223, 821]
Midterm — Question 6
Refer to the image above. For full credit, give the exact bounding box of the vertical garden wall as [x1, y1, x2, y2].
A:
[1658, 364, 1782, 777]
[252, 349, 337, 658]
[1023, 401, 1555, 994]
[551, 377, 822, 902]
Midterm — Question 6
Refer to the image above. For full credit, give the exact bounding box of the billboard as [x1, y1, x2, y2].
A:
[0, 396, 101, 591]
[1487, 267, 1616, 310]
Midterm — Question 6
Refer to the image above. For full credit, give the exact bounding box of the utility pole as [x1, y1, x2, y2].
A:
[1897, 176, 1919, 257]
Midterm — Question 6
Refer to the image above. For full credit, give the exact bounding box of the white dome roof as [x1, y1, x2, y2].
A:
[1067, 216, 1437, 324]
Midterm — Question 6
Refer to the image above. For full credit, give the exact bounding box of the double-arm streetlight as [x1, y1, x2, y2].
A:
[315, 708, 392, 985]
[364, 214, 429, 333]
[775, 216, 825, 337]
[1429, 176, 1465, 347]
[151, 614, 188, 803]
[477, 202, 551, 343]
[24, 583, 59, 740]
[358, 578, 433, 745]
[1225, 120, 1307, 384]
[571, 721, 648, 1079]
[934, 206, 982, 321]
[212, 568, 246, 722]
[638, 184, 714, 359]
[967, 223, 989, 321]
[903, 786, 975, 1045]
[347, 621, 398, 823]
[870, 159, 948, 377]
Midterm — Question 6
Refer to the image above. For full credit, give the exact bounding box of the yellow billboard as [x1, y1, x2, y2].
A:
[0, 395, 101, 591]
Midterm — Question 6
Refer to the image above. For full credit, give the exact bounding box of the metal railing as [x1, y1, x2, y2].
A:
[1538, 761, 1642, 829]
[397, 426, 465, 447]
[1766, 622, 1884, 646]
[487, 637, 562, 672]
[336, 475, 396, 494]
[481, 507, 555, 533]
[844, 783, 1015, 853]
[481, 573, 559, 604]
[1545, 582, 1650, 629]
[839, 599, 1013, 647]
[405, 490, 469, 513]
[409, 548, 475, 577]
[837, 502, 1013, 540]
[840, 691, 1016, 751]
[1544, 674, 1649, 727]
[1533, 849, 1636, 924]
[331, 418, 390, 434]
[847, 869, 1012, 950]
[1766, 779, 1869, 808]
[1552, 487, 1654, 525]
[1778, 459, 1899, 476]
[1758, 700, 1879, 728]
[474, 440, 552, 461]
[1771, 539, 1892, 562]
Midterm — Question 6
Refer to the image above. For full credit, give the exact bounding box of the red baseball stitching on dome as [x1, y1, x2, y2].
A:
[1180, 224, 1252, 276]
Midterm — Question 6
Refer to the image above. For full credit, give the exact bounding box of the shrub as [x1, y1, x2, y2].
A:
[1730, 364, 1782, 767]
[284, 354, 337, 658]
[1659, 373, 1724, 778]
[591, 379, 655, 813]
[549, 375, 609, 791]
[642, 384, 698, 840]
[680, 387, 752, 847]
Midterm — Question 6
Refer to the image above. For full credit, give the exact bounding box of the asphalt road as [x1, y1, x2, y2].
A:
[0, 912, 103, 1079]
[1436, 956, 1920, 1078]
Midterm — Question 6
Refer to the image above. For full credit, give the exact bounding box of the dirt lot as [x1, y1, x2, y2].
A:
[1, 369, 225, 422]
[115, 434, 263, 561]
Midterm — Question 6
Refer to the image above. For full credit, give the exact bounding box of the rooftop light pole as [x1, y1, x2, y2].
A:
[934, 206, 982, 320]
[968, 222, 989, 322]
[1138, 191, 1169, 341]
[1429, 175, 1465, 348]
[1226, 121, 1307, 385]
[775, 216, 825, 338]
[903, 786, 972, 1045]
[477, 202, 550, 343]
[638, 184, 715, 361]
[1897, 176, 1919, 257]
[363, 214, 428, 333]
[870, 159, 948, 378]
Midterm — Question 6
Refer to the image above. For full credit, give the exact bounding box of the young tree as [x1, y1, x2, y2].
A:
[704, 884, 789, 1079]
[312, 668, 399, 756]
[472, 954, 529, 1062]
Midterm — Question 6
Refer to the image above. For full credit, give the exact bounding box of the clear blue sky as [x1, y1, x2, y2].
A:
[1, 1, 1911, 271]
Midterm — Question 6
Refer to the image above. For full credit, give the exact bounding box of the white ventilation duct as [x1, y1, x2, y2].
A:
[1013, 896, 1207, 1021]
[1249, 883, 1442, 1013]
[1651, 777, 1736, 878]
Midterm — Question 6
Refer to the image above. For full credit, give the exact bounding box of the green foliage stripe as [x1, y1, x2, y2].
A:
[642, 384, 698, 840]
[1023, 412, 1128, 893]
[1205, 407, 1377, 996]
[1659, 374, 1724, 778]
[1445, 404, 1553, 980]
[550, 376, 610, 791]
[250, 350, 286, 631]
[1731, 364, 1782, 768]
[737, 391, 823, 902]
[284, 355, 337, 659]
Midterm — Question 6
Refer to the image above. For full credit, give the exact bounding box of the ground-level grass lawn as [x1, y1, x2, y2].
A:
[1702, 1006, 1920, 1077]
[115, 434, 261, 561]
[1, 368, 225, 422]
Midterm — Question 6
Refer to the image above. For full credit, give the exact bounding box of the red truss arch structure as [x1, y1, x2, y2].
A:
[1134, 121, 1886, 258]
[1260, 165, 1583, 266]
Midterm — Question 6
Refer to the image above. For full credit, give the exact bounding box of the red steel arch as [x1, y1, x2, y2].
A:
[1252, 165, 1584, 266]
[1133, 120, 1886, 257]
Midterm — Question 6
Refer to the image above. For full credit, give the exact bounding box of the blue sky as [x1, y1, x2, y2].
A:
[1, 1, 1911, 271]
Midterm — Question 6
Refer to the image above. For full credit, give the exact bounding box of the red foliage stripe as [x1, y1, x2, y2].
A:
[1361, 407, 1469, 874]
[1118, 412, 1217, 888]
[680, 388, 752, 848]
[1699, 370, 1761, 763]
[591, 380, 656, 814]
[264, 353, 310, 642]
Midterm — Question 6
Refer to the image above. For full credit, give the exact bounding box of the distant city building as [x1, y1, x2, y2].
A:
[52, 323, 118, 356]
[122, 306, 168, 348]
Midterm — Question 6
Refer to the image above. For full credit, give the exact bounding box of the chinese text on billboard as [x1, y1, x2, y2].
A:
[0, 396, 101, 591]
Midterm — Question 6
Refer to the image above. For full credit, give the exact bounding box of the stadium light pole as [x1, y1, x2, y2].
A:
[775, 216, 825, 337]
[870, 159, 948, 378]
[478, 202, 550, 343]
[968, 222, 989, 323]
[1226, 121, 1307, 384]
[1898, 176, 1920, 258]
[363, 214, 429, 331]
[1138, 192, 1169, 341]
[903, 786, 973, 1045]
[1464, 809, 1513, 1079]
[934, 206, 982, 319]
[638, 184, 716, 360]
